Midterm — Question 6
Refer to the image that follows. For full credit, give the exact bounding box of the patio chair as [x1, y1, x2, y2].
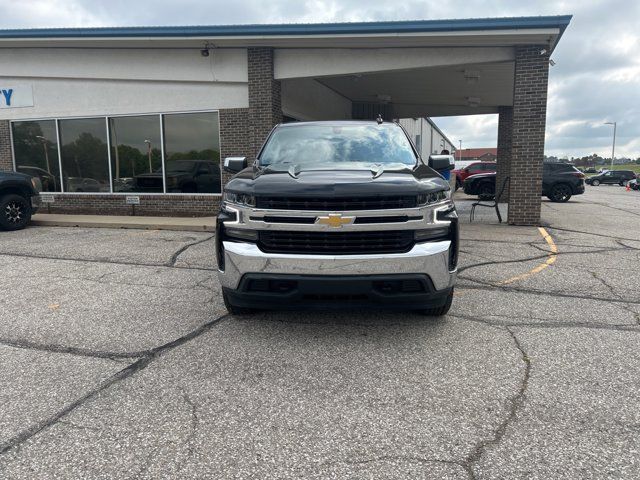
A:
[470, 176, 510, 223]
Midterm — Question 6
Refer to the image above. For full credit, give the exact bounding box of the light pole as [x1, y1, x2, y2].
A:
[458, 140, 462, 162]
[144, 140, 153, 173]
[35, 135, 51, 173]
[604, 122, 617, 169]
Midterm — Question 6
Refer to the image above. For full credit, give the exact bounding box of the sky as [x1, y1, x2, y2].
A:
[1, 0, 639, 159]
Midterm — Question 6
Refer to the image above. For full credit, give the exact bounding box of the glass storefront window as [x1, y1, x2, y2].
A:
[59, 118, 110, 193]
[12, 111, 222, 196]
[11, 120, 62, 192]
[109, 115, 162, 193]
[163, 112, 221, 193]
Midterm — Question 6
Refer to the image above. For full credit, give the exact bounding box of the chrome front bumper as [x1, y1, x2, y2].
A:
[219, 240, 456, 292]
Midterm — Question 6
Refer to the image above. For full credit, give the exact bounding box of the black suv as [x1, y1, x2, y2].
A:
[0, 171, 41, 230]
[585, 170, 636, 186]
[463, 163, 585, 202]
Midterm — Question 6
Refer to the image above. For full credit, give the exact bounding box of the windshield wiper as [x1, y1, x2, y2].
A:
[371, 164, 385, 179]
[288, 164, 302, 179]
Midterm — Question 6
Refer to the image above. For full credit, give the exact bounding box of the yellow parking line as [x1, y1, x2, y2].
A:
[496, 227, 558, 285]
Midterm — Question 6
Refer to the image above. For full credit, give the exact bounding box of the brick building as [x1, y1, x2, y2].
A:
[0, 16, 571, 225]
[458, 148, 498, 162]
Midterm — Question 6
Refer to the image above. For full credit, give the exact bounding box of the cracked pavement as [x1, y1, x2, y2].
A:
[0, 186, 639, 479]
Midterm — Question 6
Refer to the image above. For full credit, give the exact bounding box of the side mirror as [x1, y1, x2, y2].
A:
[223, 157, 247, 173]
[428, 155, 455, 172]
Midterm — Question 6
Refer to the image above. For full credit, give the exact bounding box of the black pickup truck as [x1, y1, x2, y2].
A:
[216, 120, 458, 316]
[0, 171, 41, 230]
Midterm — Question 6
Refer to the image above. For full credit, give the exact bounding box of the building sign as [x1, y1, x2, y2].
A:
[40, 194, 55, 203]
[0, 85, 34, 109]
[125, 196, 140, 205]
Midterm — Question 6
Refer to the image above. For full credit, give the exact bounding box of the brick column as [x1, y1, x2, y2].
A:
[248, 47, 282, 157]
[219, 108, 251, 188]
[508, 45, 550, 225]
[0, 120, 13, 172]
[495, 106, 512, 203]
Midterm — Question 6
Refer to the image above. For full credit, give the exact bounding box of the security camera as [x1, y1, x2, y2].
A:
[549, 59, 556, 66]
[540, 49, 548, 55]
[200, 49, 209, 57]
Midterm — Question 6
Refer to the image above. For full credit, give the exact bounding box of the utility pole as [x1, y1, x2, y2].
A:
[36, 135, 51, 173]
[458, 140, 462, 162]
[604, 122, 616, 169]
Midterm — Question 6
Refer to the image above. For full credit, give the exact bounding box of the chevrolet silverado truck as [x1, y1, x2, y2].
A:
[0, 171, 41, 230]
[216, 121, 458, 315]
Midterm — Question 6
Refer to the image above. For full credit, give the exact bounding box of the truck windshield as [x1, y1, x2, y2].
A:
[259, 124, 417, 170]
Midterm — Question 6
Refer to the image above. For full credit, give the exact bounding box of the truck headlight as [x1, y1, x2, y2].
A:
[416, 189, 448, 206]
[223, 191, 256, 207]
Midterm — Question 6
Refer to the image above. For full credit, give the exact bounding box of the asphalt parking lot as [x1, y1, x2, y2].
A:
[0, 186, 639, 479]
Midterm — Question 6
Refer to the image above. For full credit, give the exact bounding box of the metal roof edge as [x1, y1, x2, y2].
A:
[424, 117, 455, 149]
[0, 15, 573, 40]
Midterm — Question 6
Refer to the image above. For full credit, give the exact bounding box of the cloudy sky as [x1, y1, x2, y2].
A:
[1, 0, 639, 159]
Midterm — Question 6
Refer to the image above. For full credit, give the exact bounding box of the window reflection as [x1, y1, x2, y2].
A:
[109, 116, 162, 193]
[12, 120, 61, 192]
[12, 111, 222, 196]
[59, 118, 110, 192]
[163, 112, 221, 193]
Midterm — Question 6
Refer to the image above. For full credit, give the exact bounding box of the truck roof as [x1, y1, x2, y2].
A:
[277, 120, 399, 128]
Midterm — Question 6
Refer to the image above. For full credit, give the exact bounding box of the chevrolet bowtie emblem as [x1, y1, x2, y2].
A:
[316, 213, 355, 228]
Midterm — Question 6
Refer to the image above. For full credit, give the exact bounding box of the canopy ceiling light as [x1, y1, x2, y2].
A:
[463, 69, 480, 84]
[466, 96, 481, 107]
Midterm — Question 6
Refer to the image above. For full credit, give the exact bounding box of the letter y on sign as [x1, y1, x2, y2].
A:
[1, 89, 13, 106]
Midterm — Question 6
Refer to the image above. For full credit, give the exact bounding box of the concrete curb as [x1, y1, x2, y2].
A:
[31, 214, 216, 233]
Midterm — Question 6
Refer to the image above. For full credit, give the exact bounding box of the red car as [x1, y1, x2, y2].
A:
[454, 161, 497, 190]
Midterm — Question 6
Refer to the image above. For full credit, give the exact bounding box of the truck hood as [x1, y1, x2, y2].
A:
[1, 171, 33, 182]
[225, 165, 450, 197]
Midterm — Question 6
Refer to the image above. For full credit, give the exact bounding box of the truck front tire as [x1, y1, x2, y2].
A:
[418, 288, 453, 317]
[0, 194, 32, 231]
[223, 290, 257, 315]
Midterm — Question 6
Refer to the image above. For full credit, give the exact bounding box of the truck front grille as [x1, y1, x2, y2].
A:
[258, 230, 414, 255]
[255, 196, 417, 211]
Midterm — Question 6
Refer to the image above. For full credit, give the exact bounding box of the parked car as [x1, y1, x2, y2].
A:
[463, 162, 585, 202]
[217, 120, 458, 316]
[584, 167, 597, 174]
[453, 161, 496, 190]
[586, 170, 637, 186]
[0, 171, 41, 230]
[66, 177, 102, 192]
[135, 160, 221, 193]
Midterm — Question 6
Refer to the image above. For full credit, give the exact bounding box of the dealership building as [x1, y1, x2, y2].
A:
[0, 15, 571, 224]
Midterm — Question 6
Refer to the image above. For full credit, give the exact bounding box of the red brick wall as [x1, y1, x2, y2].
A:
[496, 106, 513, 202]
[248, 48, 282, 156]
[0, 120, 13, 172]
[40, 194, 220, 217]
[219, 107, 251, 188]
[508, 45, 550, 225]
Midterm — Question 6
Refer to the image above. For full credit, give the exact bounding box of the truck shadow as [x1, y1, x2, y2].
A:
[233, 310, 449, 327]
